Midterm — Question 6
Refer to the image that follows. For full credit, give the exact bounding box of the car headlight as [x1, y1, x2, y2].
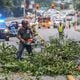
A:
[4, 29, 9, 33]
[30, 23, 34, 26]
[30, 23, 37, 26]
[48, 21, 51, 25]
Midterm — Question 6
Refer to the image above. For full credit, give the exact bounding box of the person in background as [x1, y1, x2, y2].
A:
[15, 21, 19, 29]
[58, 22, 65, 39]
[16, 20, 33, 60]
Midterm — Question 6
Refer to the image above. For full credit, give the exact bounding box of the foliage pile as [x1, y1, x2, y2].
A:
[0, 39, 80, 76]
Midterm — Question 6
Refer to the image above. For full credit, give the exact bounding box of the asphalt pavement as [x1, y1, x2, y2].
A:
[4, 26, 80, 48]
[0, 26, 80, 80]
[36, 26, 80, 41]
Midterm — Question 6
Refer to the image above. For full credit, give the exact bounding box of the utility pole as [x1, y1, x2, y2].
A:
[33, 0, 36, 22]
[23, 0, 26, 17]
[21, 0, 26, 17]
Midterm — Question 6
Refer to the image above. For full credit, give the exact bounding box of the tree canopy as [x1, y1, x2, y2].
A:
[73, 0, 80, 11]
[0, 0, 13, 8]
[35, 0, 53, 7]
[76, 1, 80, 11]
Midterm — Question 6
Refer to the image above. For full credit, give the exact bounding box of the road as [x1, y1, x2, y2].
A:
[36, 26, 80, 41]
[2, 19, 80, 80]
[4, 27, 80, 80]
[3, 8, 80, 80]
[3, 26, 80, 48]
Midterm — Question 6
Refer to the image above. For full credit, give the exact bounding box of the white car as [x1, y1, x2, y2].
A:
[66, 13, 75, 21]
[61, 9, 75, 17]
[53, 19, 65, 28]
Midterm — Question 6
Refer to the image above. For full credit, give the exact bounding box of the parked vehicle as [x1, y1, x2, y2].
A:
[53, 18, 65, 28]
[38, 16, 51, 28]
[8, 21, 18, 37]
[0, 20, 10, 41]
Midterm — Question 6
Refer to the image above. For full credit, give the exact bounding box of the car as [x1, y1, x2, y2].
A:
[53, 19, 65, 28]
[38, 16, 51, 28]
[66, 13, 75, 21]
[8, 21, 18, 37]
[65, 13, 76, 27]
[0, 20, 10, 41]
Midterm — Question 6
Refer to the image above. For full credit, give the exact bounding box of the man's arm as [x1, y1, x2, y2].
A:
[29, 28, 34, 38]
[17, 29, 25, 43]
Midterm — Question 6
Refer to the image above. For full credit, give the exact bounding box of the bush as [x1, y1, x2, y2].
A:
[0, 39, 80, 76]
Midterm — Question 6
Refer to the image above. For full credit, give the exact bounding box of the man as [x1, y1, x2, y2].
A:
[58, 22, 65, 39]
[16, 20, 33, 60]
[15, 21, 19, 29]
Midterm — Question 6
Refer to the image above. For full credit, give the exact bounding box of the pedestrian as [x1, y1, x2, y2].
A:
[58, 22, 65, 39]
[15, 21, 19, 29]
[69, 21, 71, 29]
[16, 20, 33, 60]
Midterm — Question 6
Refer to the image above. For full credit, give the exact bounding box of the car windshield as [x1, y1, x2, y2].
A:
[56, 19, 62, 21]
[67, 13, 75, 16]
[0, 22, 6, 29]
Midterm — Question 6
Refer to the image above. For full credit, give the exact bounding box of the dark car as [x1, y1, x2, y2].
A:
[8, 22, 18, 37]
[0, 20, 10, 41]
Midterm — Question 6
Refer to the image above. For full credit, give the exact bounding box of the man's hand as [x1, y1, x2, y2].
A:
[17, 35, 25, 43]
[21, 39, 25, 43]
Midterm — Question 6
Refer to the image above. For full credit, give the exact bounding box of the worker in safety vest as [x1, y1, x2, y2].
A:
[58, 22, 65, 39]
